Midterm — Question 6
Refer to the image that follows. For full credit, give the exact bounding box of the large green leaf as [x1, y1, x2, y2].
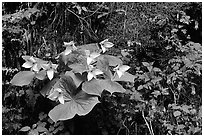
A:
[65, 71, 86, 88]
[10, 71, 35, 86]
[82, 79, 126, 96]
[69, 63, 88, 74]
[103, 55, 122, 66]
[48, 74, 99, 122]
[82, 79, 104, 96]
[112, 72, 136, 83]
[100, 80, 126, 94]
[48, 90, 99, 122]
[77, 43, 100, 53]
[40, 78, 59, 96]
[96, 56, 113, 79]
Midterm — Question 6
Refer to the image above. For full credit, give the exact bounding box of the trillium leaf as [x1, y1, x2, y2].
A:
[112, 72, 136, 83]
[82, 79, 104, 96]
[22, 61, 33, 68]
[35, 70, 47, 80]
[77, 43, 100, 53]
[65, 71, 85, 88]
[10, 71, 35, 86]
[40, 78, 59, 96]
[103, 55, 122, 66]
[69, 63, 88, 74]
[96, 56, 113, 79]
[48, 90, 99, 122]
[100, 80, 126, 94]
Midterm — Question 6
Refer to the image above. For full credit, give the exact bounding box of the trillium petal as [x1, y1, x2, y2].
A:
[64, 47, 72, 55]
[85, 50, 90, 56]
[92, 69, 103, 76]
[58, 94, 65, 104]
[103, 41, 114, 48]
[47, 89, 59, 101]
[119, 65, 130, 72]
[47, 69, 54, 80]
[29, 56, 36, 63]
[64, 41, 74, 46]
[52, 64, 58, 70]
[87, 57, 94, 65]
[90, 52, 100, 59]
[72, 44, 78, 50]
[100, 39, 109, 45]
[22, 61, 33, 68]
[87, 72, 94, 81]
[101, 46, 106, 53]
[41, 63, 50, 70]
[32, 63, 40, 72]
[116, 70, 123, 78]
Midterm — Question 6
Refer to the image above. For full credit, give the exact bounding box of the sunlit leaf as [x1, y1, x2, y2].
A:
[49, 90, 99, 122]
[100, 39, 114, 53]
[22, 61, 33, 68]
[173, 110, 181, 117]
[35, 70, 47, 80]
[40, 78, 59, 96]
[20, 126, 31, 132]
[103, 55, 122, 66]
[112, 72, 136, 83]
[100, 80, 126, 94]
[10, 71, 35, 86]
[65, 71, 86, 88]
[151, 90, 161, 97]
[87, 68, 103, 81]
[114, 65, 130, 78]
[69, 63, 88, 74]
[137, 85, 143, 90]
[82, 79, 104, 96]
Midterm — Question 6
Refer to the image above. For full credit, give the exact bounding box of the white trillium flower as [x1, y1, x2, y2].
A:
[87, 65, 103, 81]
[47, 88, 64, 104]
[99, 39, 114, 53]
[85, 50, 100, 65]
[42, 62, 58, 80]
[113, 65, 130, 78]
[22, 56, 43, 72]
[63, 41, 77, 55]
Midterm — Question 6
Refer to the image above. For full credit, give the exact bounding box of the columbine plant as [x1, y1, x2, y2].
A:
[10, 39, 136, 122]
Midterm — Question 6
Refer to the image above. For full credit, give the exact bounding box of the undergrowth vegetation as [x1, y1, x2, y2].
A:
[2, 2, 202, 135]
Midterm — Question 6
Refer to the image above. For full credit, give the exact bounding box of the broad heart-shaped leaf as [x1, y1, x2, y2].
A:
[48, 90, 99, 122]
[82, 79, 104, 96]
[96, 55, 113, 79]
[10, 71, 35, 86]
[40, 78, 59, 96]
[65, 71, 86, 88]
[103, 55, 122, 66]
[100, 80, 126, 94]
[35, 70, 46, 80]
[77, 43, 100, 53]
[82, 79, 126, 96]
[69, 63, 89, 74]
[112, 72, 136, 83]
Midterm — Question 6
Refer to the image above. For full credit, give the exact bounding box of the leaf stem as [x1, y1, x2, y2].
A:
[142, 111, 153, 135]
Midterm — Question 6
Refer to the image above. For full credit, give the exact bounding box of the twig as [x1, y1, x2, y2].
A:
[117, 118, 129, 135]
[149, 120, 154, 135]
[142, 111, 153, 135]
[84, 3, 104, 19]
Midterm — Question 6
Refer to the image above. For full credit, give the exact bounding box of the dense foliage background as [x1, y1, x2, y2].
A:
[2, 2, 202, 135]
